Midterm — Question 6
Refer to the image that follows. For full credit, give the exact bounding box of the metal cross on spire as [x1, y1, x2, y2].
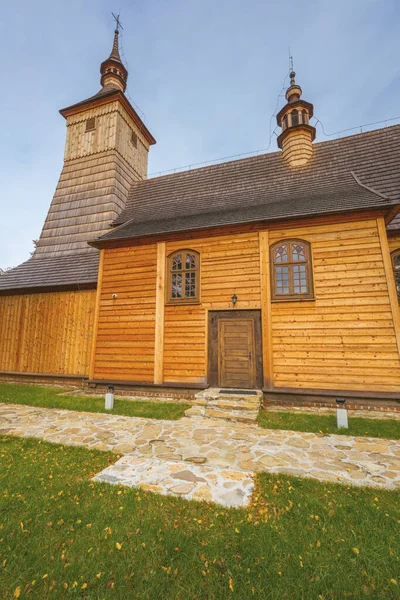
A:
[288, 49, 294, 73]
[112, 12, 124, 32]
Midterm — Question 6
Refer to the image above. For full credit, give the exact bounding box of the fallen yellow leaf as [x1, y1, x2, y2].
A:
[116, 542, 122, 550]
[352, 548, 360, 555]
[13, 587, 21, 599]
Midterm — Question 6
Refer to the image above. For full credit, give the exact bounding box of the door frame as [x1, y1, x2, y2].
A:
[207, 310, 263, 389]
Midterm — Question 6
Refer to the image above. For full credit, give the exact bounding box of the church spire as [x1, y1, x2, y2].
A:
[109, 28, 123, 62]
[100, 18, 128, 92]
[276, 69, 316, 167]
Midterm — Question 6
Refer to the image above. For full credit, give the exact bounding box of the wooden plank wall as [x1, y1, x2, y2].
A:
[0, 290, 95, 375]
[92, 244, 158, 381]
[164, 232, 261, 384]
[269, 219, 400, 392]
[388, 234, 400, 253]
[92, 220, 400, 392]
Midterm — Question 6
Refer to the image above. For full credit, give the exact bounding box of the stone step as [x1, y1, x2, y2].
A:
[93, 455, 254, 507]
[189, 398, 208, 407]
[217, 393, 262, 401]
[185, 405, 259, 422]
[184, 406, 206, 418]
[207, 399, 261, 411]
[202, 394, 262, 404]
[187, 388, 262, 423]
[204, 407, 259, 423]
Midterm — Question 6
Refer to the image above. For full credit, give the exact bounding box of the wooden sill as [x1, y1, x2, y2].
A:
[165, 300, 201, 306]
[271, 297, 315, 303]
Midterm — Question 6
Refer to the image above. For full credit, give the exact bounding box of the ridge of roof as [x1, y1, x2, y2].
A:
[108, 123, 400, 239]
[141, 123, 400, 188]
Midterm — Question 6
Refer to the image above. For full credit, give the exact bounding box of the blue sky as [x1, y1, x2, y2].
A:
[1, 0, 399, 269]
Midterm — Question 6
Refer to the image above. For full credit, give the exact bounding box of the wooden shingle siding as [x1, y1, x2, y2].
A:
[92, 244, 158, 381]
[35, 151, 139, 257]
[0, 290, 95, 375]
[269, 219, 400, 392]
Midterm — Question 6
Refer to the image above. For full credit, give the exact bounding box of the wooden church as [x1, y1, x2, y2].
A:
[1, 27, 400, 404]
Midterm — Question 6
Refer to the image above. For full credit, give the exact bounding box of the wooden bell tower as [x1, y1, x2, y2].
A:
[34, 21, 156, 258]
[276, 71, 316, 167]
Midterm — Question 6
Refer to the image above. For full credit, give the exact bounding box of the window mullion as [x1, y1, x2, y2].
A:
[288, 260, 293, 295]
[288, 243, 293, 295]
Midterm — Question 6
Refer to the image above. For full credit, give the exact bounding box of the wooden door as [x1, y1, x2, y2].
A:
[218, 319, 256, 388]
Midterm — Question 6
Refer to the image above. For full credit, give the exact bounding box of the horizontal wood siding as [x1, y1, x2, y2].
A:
[0, 290, 95, 375]
[163, 232, 261, 383]
[269, 219, 400, 392]
[388, 234, 400, 253]
[92, 244, 157, 381]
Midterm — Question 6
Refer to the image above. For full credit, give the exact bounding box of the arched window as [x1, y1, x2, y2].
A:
[282, 114, 288, 131]
[291, 109, 299, 127]
[299, 110, 308, 125]
[167, 249, 200, 304]
[270, 240, 314, 301]
[391, 249, 400, 302]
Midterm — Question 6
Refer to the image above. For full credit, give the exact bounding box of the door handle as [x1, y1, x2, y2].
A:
[249, 351, 253, 361]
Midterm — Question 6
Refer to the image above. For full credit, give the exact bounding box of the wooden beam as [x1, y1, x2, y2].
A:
[259, 231, 274, 390]
[384, 203, 400, 225]
[154, 242, 166, 384]
[377, 217, 400, 358]
[89, 249, 104, 380]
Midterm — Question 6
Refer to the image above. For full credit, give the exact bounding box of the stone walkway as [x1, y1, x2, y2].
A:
[0, 404, 399, 507]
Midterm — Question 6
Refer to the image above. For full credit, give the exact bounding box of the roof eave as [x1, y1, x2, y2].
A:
[88, 203, 397, 250]
[59, 90, 156, 146]
[0, 281, 97, 297]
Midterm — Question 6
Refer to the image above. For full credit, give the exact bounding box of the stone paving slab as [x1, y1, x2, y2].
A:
[0, 403, 399, 507]
[94, 456, 254, 507]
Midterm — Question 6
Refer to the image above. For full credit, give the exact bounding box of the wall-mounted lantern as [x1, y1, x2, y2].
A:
[231, 293, 238, 306]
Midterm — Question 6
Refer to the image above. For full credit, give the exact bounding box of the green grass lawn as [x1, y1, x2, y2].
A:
[0, 436, 399, 599]
[258, 409, 400, 440]
[0, 383, 189, 421]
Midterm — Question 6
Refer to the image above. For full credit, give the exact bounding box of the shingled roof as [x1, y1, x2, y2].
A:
[92, 124, 400, 245]
[59, 86, 120, 113]
[3, 124, 400, 294]
[0, 251, 99, 295]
